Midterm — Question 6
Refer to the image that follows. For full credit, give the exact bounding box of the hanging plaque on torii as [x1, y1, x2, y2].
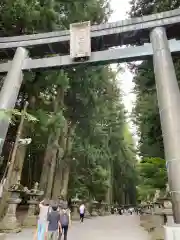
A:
[70, 21, 91, 60]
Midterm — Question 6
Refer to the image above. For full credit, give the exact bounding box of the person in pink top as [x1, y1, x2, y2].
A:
[34, 199, 50, 240]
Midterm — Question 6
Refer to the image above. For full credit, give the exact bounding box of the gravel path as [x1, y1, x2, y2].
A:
[5, 215, 150, 240]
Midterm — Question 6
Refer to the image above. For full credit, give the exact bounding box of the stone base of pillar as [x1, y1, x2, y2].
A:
[104, 211, 110, 216]
[98, 203, 106, 216]
[72, 213, 80, 221]
[23, 215, 37, 227]
[91, 209, 98, 217]
[71, 205, 80, 221]
[140, 215, 154, 231]
[0, 193, 22, 233]
[85, 210, 91, 218]
[0, 215, 21, 233]
[23, 199, 38, 227]
[99, 209, 105, 216]
[150, 226, 164, 240]
[141, 214, 164, 232]
[104, 205, 111, 215]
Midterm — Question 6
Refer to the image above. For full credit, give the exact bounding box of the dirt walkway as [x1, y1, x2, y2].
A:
[6, 215, 150, 240]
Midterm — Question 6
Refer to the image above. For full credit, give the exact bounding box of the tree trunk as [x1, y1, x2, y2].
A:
[52, 162, 63, 199]
[60, 162, 70, 199]
[39, 135, 53, 192]
[45, 147, 58, 198]
[106, 160, 112, 204]
[106, 179, 112, 204]
[45, 128, 61, 198]
[52, 121, 68, 199]
[122, 190, 126, 205]
[60, 123, 76, 199]
[11, 126, 27, 184]
[39, 88, 64, 197]
[12, 95, 36, 184]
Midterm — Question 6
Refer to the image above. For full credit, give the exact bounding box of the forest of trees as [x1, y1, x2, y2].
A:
[0, 0, 137, 209]
[0, 0, 178, 208]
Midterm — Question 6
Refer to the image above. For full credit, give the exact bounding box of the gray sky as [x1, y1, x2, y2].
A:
[109, 0, 137, 141]
[110, 0, 131, 21]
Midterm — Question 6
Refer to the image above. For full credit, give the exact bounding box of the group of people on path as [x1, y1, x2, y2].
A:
[34, 199, 86, 240]
[110, 205, 142, 215]
[111, 206, 136, 215]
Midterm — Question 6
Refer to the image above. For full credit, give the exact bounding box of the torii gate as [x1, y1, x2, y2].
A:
[0, 8, 180, 230]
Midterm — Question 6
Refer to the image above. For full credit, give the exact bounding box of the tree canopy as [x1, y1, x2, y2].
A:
[136, 157, 167, 201]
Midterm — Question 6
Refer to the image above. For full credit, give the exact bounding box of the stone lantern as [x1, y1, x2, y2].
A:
[84, 201, 91, 218]
[140, 185, 173, 240]
[91, 200, 98, 216]
[99, 201, 106, 216]
[23, 182, 44, 227]
[0, 179, 24, 233]
[104, 202, 111, 215]
[71, 195, 81, 220]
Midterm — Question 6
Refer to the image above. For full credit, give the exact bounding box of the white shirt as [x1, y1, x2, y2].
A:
[79, 204, 85, 214]
[39, 204, 49, 223]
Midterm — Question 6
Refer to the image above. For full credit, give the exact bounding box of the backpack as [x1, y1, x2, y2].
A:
[60, 209, 69, 226]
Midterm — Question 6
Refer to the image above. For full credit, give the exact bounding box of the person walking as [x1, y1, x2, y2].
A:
[79, 203, 85, 223]
[128, 207, 134, 215]
[33, 199, 49, 240]
[59, 204, 71, 240]
[47, 204, 62, 240]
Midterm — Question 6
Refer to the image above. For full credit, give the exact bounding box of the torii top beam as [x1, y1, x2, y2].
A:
[0, 9, 180, 58]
